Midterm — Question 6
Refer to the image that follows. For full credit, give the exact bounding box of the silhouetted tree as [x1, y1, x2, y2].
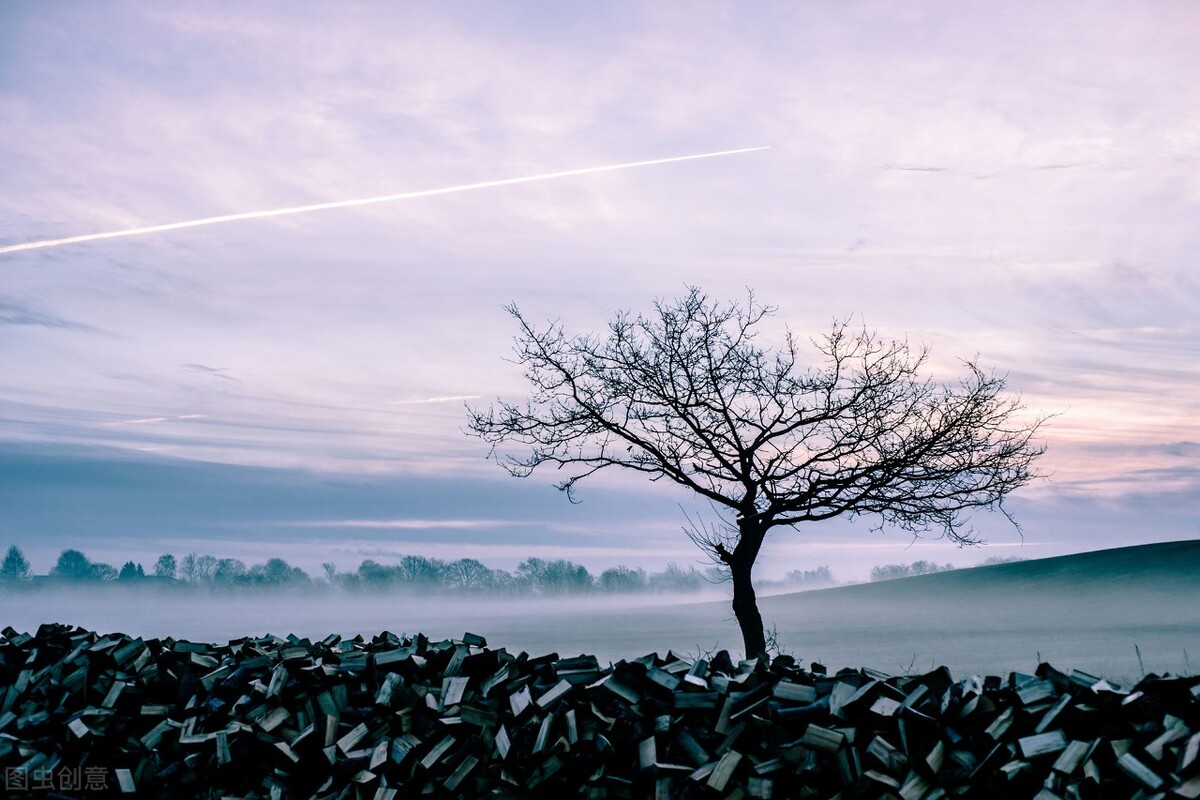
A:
[445, 558, 495, 592]
[194, 554, 218, 582]
[247, 558, 308, 585]
[649, 563, 706, 593]
[118, 561, 144, 581]
[599, 565, 647, 593]
[516, 558, 593, 594]
[357, 559, 392, 586]
[92, 563, 118, 582]
[869, 560, 955, 582]
[978, 555, 1025, 566]
[395, 555, 446, 587]
[50, 549, 95, 581]
[468, 288, 1046, 659]
[179, 553, 199, 583]
[213, 558, 247, 584]
[1, 545, 31, 582]
[781, 566, 834, 587]
[154, 553, 177, 579]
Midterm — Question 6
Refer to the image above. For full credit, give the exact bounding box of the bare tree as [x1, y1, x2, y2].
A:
[467, 288, 1047, 659]
[179, 552, 198, 583]
[194, 554, 218, 583]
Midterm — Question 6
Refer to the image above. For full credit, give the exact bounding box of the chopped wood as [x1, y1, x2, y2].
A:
[536, 678, 572, 710]
[1117, 751, 1163, 789]
[1019, 730, 1068, 758]
[1, 624, 1196, 799]
[1052, 739, 1095, 775]
[773, 680, 817, 704]
[707, 749, 743, 791]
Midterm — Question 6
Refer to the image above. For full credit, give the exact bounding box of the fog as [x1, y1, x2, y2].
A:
[5, 558, 1197, 687]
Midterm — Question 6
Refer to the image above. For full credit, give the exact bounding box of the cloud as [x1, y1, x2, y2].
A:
[181, 363, 238, 382]
[0, 2, 1196, 537]
[0, 298, 99, 332]
[101, 414, 208, 427]
[388, 395, 481, 405]
[283, 518, 523, 530]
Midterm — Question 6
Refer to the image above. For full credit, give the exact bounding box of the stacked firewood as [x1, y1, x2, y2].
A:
[1, 623, 1198, 798]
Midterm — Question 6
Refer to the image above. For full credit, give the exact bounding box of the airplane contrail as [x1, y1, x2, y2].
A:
[0, 146, 768, 256]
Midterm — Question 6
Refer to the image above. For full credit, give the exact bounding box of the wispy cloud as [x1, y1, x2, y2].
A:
[1, 1, 1197, 566]
[0, 299, 99, 332]
[388, 395, 481, 405]
[101, 414, 207, 427]
[181, 363, 238, 382]
[883, 164, 948, 172]
[284, 518, 524, 530]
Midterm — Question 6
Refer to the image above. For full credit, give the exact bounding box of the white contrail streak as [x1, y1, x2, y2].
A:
[0, 147, 768, 256]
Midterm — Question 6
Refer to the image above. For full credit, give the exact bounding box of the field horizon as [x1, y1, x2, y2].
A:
[4, 539, 1197, 685]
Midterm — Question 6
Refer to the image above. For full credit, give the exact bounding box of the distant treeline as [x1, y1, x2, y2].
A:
[868, 555, 1024, 582]
[0, 545, 836, 595]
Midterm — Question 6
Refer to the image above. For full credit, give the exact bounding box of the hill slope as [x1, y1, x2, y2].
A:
[775, 538, 1200, 603]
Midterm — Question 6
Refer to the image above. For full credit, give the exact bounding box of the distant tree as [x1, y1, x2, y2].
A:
[650, 563, 705, 593]
[599, 565, 648, 593]
[395, 555, 447, 587]
[702, 566, 729, 584]
[322, 562, 338, 584]
[870, 563, 909, 582]
[153, 553, 177, 579]
[869, 560, 955, 582]
[357, 559, 393, 586]
[91, 563, 118, 582]
[213, 558, 247, 584]
[782, 566, 835, 587]
[1, 545, 31, 581]
[517, 558, 593, 594]
[488, 568, 519, 595]
[50, 549, 95, 581]
[979, 555, 1025, 566]
[468, 288, 1046, 659]
[179, 553, 198, 583]
[194, 554, 218, 583]
[118, 561, 144, 581]
[247, 558, 308, 586]
[445, 558, 495, 592]
[249, 558, 285, 585]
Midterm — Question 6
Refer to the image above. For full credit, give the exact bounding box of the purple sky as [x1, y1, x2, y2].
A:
[2, 2, 1198, 581]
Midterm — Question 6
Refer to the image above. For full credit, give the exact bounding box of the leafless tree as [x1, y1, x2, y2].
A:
[467, 287, 1046, 660]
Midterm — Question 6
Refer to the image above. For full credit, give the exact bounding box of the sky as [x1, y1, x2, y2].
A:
[1, 1, 1198, 582]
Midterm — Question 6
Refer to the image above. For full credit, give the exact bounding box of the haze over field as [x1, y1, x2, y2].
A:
[2, 4, 1198, 604]
[5, 542, 1197, 685]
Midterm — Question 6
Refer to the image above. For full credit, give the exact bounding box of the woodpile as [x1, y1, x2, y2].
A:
[2, 623, 1198, 798]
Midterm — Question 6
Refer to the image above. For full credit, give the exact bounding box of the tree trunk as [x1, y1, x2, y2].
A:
[729, 522, 768, 662]
[730, 558, 766, 661]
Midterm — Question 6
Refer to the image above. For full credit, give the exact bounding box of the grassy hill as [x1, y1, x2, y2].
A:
[804, 539, 1200, 600]
[748, 539, 1200, 680]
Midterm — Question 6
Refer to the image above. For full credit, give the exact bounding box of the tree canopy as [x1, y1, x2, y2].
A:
[468, 287, 1046, 659]
[1, 545, 31, 581]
